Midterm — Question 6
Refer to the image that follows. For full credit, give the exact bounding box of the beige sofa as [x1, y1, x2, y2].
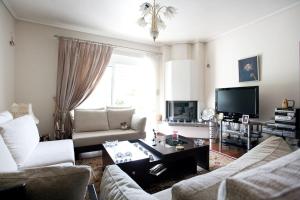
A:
[0, 111, 91, 200]
[99, 136, 299, 200]
[72, 108, 146, 155]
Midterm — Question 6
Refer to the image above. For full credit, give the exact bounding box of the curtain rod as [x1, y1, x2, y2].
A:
[53, 35, 161, 55]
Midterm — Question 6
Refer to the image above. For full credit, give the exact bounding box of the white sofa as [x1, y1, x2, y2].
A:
[0, 111, 91, 200]
[99, 136, 297, 200]
[72, 108, 146, 155]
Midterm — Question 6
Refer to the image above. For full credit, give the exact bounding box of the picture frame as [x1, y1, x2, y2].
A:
[242, 115, 249, 124]
[238, 56, 260, 82]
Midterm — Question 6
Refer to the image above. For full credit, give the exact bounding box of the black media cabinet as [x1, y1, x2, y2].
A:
[262, 108, 300, 147]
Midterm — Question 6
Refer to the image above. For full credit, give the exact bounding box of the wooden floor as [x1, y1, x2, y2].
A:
[209, 139, 247, 159]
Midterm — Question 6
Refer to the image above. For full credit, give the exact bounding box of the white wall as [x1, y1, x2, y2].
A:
[15, 21, 160, 136]
[192, 43, 205, 111]
[171, 44, 192, 60]
[159, 45, 171, 119]
[205, 4, 300, 120]
[160, 43, 206, 119]
[0, 2, 15, 111]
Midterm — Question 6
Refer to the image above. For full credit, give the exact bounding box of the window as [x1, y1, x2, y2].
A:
[79, 67, 112, 109]
[79, 53, 158, 128]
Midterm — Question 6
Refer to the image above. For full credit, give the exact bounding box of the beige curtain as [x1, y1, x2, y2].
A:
[54, 37, 113, 139]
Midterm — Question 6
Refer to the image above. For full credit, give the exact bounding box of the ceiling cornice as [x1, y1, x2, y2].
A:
[1, 0, 164, 50]
[1, 0, 204, 46]
[18, 18, 163, 54]
[2, 0, 17, 19]
[3, 0, 300, 45]
[207, 1, 300, 42]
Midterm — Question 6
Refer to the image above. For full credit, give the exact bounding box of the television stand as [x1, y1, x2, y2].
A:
[219, 119, 263, 151]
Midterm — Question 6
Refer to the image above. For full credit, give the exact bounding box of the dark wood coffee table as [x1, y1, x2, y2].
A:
[102, 135, 209, 188]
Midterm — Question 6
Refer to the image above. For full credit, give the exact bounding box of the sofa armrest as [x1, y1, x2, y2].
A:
[131, 114, 146, 133]
[100, 165, 157, 200]
[217, 149, 300, 200]
[0, 165, 91, 200]
[172, 136, 292, 200]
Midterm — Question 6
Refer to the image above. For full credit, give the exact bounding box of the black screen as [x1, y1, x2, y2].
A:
[216, 86, 259, 118]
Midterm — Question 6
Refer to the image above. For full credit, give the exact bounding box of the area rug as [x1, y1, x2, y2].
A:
[75, 150, 235, 196]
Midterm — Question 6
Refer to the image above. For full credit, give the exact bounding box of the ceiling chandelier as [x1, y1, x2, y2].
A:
[137, 0, 176, 42]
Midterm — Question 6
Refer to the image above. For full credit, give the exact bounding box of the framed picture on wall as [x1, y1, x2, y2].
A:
[238, 56, 260, 82]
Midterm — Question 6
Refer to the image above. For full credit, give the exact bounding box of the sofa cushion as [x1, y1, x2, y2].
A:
[0, 135, 18, 172]
[100, 165, 158, 200]
[107, 106, 132, 110]
[218, 149, 300, 200]
[107, 109, 134, 130]
[0, 111, 13, 125]
[74, 109, 109, 132]
[73, 129, 145, 147]
[0, 115, 40, 166]
[19, 139, 75, 169]
[0, 165, 91, 200]
[171, 136, 292, 200]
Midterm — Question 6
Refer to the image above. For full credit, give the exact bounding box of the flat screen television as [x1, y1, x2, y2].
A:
[215, 86, 259, 119]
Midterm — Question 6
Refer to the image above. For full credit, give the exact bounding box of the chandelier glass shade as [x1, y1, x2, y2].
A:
[138, 0, 176, 41]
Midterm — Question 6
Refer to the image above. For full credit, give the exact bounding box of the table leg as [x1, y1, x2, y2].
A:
[219, 120, 223, 151]
[247, 124, 251, 151]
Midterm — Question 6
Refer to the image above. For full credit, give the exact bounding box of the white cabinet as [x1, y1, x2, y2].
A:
[165, 60, 200, 101]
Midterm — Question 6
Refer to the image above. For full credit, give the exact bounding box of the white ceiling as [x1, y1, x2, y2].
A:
[3, 0, 300, 44]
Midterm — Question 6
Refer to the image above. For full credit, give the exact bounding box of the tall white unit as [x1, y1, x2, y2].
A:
[165, 60, 200, 101]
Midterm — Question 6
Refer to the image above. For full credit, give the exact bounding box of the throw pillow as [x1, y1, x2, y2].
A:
[120, 122, 129, 130]
[0, 135, 18, 172]
[106, 106, 132, 110]
[107, 109, 135, 130]
[74, 109, 109, 132]
[0, 111, 13, 125]
[0, 115, 40, 166]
